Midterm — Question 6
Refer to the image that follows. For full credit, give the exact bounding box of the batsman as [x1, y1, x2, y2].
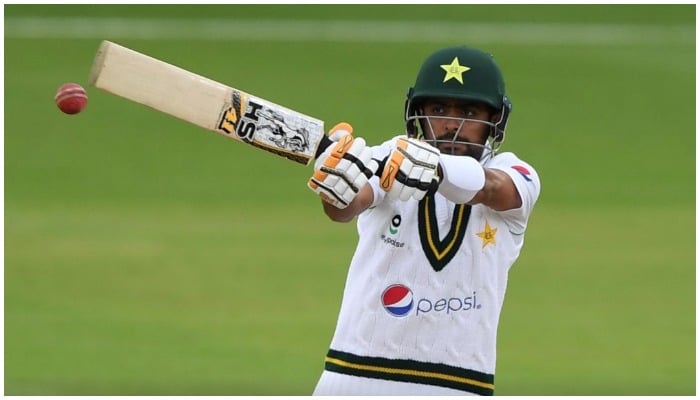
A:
[308, 45, 541, 395]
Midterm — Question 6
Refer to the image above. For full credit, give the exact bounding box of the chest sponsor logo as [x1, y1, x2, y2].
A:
[380, 214, 405, 248]
[381, 284, 482, 317]
[389, 215, 401, 235]
[381, 284, 414, 317]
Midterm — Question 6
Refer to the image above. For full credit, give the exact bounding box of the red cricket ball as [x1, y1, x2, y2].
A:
[55, 83, 88, 115]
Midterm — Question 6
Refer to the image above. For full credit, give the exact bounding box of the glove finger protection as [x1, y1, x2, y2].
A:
[380, 137, 440, 202]
[308, 123, 378, 209]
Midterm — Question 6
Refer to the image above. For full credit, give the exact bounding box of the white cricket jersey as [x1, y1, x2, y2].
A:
[314, 137, 541, 396]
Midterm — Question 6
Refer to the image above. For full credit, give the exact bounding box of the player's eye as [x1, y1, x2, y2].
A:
[427, 104, 447, 115]
[460, 107, 477, 118]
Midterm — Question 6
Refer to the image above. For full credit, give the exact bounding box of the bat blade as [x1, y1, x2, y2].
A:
[88, 40, 326, 165]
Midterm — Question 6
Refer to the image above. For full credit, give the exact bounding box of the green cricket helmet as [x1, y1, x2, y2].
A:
[405, 46, 512, 158]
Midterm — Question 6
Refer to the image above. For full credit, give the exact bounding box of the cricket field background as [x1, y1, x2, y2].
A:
[4, 4, 695, 395]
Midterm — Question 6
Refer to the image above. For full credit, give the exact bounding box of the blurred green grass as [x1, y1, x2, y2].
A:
[4, 4, 695, 395]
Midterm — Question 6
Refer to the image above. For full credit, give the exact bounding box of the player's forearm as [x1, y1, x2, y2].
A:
[322, 184, 374, 222]
[437, 155, 522, 210]
[468, 169, 522, 211]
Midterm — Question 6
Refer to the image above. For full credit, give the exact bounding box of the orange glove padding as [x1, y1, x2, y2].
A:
[308, 123, 378, 209]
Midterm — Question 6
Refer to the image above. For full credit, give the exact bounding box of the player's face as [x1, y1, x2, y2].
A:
[419, 98, 495, 159]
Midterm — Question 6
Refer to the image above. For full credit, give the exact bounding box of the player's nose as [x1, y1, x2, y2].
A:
[443, 116, 462, 132]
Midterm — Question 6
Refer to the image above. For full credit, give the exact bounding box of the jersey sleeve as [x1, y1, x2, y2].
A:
[486, 152, 541, 234]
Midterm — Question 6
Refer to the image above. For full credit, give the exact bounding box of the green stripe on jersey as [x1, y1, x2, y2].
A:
[324, 349, 495, 395]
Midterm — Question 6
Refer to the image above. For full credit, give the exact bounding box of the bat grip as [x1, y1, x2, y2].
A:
[315, 135, 334, 159]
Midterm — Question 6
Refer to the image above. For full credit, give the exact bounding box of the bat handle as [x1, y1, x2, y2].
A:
[314, 135, 334, 159]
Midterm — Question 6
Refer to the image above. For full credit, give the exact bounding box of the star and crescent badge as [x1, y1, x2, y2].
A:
[477, 220, 497, 248]
[440, 57, 470, 84]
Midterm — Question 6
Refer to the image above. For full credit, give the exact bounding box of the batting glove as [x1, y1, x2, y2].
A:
[308, 123, 378, 209]
[379, 137, 441, 201]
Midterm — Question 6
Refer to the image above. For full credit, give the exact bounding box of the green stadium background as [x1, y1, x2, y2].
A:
[4, 4, 695, 395]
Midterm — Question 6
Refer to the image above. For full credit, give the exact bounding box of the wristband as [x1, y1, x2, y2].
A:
[437, 154, 485, 203]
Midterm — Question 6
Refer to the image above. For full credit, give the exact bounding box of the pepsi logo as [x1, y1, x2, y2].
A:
[381, 284, 414, 317]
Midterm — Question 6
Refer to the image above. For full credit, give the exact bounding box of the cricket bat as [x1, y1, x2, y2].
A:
[88, 40, 332, 165]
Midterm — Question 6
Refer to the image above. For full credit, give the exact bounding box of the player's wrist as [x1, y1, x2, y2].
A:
[436, 154, 485, 203]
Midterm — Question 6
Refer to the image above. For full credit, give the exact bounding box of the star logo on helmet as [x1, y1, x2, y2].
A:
[440, 57, 470, 84]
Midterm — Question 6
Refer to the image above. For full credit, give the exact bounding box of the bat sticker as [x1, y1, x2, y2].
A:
[216, 90, 322, 164]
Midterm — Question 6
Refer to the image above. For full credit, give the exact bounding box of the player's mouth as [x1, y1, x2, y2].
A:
[427, 138, 471, 156]
[437, 143, 468, 155]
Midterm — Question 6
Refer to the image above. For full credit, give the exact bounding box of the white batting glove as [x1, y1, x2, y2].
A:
[379, 137, 441, 201]
[307, 122, 378, 209]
